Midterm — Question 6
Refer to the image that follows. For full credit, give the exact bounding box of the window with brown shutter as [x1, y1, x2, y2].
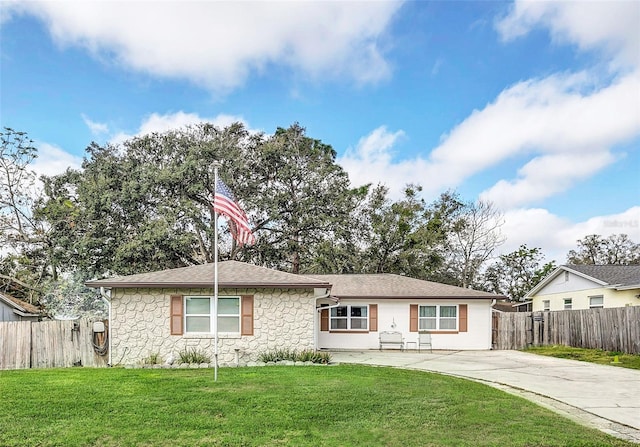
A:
[369, 304, 378, 332]
[170, 295, 184, 335]
[409, 304, 418, 332]
[459, 304, 468, 332]
[320, 308, 329, 331]
[241, 295, 254, 336]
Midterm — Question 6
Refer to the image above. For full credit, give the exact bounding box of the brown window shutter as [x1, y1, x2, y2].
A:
[170, 295, 183, 335]
[241, 295, 254, 336]
[410, 304, 418, 332]
[459, 304, 468, 332]
[369, 304, 378, 332]
[320, 309, 329, 331]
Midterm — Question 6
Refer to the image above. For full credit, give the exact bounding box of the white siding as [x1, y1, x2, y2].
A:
[531, 288, 640, 311]
[537, 271, 602, 295]
[318, 299, 492, 350]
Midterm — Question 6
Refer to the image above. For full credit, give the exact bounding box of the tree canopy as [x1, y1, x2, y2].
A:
[1, 123, 637, 315]
[567, 234, 640, 265]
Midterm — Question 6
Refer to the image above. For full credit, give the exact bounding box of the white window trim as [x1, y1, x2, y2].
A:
[589, 295, 604, 309]
[563, 298, 572, 310]
[418, 304, 458, 331]
[542, 300, 550, 311]
[184, 295, 241, 335]
[330, 304, 369, 331]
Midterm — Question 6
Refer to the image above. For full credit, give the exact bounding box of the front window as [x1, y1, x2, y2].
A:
[185, 296, 240, 333]
[542, 300, 550, 311]
[330, 305, 368, 331]
[419, 305, 457, 331]
[589, 296, 604, 309]
[563, 298, 572, 310]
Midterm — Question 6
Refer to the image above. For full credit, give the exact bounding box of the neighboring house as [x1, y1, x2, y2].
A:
[492, 301, 515, 313]
[512, 301, 532, 312]
[0, 292, 44, 322]
[525, 265, 640, 312]
[86, 261, 502, 365]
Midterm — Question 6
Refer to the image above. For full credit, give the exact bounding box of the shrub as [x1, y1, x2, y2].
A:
[141, 352, 162, 365]
[258, 349, 331, 364]
[178, 348, 211, 364]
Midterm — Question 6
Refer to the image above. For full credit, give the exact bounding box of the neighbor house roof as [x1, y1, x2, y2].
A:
[306, 274, 502, 300]
[526, 264, 640, 297]
[564, 265, 640, 289]
[0, 292, 43, 317]
[85, 261, 331, 289]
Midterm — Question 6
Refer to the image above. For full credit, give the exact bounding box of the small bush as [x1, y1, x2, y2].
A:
[178, 348, 211, 364]
[141, 352, 162, 365]
[294, 350, 317, 362]
[313, 351, 332, 364]
[258, 349, 331, 364]
[258, 348, 294, 363]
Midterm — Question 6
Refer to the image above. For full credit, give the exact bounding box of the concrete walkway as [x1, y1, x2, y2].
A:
[330, 350, 640, 443]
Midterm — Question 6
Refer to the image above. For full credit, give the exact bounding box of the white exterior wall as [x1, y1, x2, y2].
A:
[536, 271, 600, 294]
[531, 287, 640, 311]
[110, 287, 315, 366]
[317, 299, 493, 350]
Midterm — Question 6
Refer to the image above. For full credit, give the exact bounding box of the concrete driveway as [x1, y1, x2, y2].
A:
[330, 350, 640, 443]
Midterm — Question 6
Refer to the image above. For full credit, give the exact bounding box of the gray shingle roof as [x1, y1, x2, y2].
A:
[306, 273, 502, 299]
[565, 264, 640, 288]
[0, 292, 42, 315]
[86, 261, 504, 299]
[86, 261, 331, 289]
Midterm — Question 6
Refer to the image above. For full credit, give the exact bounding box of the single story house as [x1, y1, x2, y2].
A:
[86, 261, 502, 366]
[307, 274, 498, 351]
[524, 264, 640, 312]
[0, 292, 43, 322]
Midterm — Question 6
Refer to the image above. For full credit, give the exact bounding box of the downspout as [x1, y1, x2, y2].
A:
[313, 289, 340, 351]
[100, 287, 113, 366]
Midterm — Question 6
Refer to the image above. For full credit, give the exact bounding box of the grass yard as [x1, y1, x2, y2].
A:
[0, 365, 633, 447]
[524, 345, 640, 370]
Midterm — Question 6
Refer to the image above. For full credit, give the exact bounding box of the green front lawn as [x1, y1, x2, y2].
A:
[0, 365, 632, 447]
[524, 345, 640, 370]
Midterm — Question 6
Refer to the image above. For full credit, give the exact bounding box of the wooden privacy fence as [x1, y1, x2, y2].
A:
[0, 319, 108, 370]
[493, 306, 640, 354]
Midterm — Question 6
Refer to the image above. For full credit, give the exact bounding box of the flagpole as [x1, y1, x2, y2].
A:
[213, 162, 220, 382]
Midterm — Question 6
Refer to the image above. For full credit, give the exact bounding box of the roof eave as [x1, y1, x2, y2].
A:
[611, 284, 640, 291]
[86, 281, 330, 289]
[13, 309, 42, 317]
[332, 295, 500, 300]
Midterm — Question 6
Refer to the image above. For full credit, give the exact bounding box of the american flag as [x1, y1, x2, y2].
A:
[213, 178, 255, 245]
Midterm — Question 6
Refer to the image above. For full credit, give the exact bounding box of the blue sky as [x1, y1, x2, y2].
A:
[1, 0, 639, 262]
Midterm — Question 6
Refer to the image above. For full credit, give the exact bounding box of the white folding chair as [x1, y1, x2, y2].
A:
[418, 332, 432, 352]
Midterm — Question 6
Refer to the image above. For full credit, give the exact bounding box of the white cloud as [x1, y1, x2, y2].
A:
[496, 1, 640, 70]
[338, 126, 416, 195]
[501, 206, 640, 263]
[81, 114, 109, 135]
[480, 151, 617, 209]
[339, 1, 640, 205]
[7, 1, 402, 92]
[110, 111, 249, 145]
[339, 69, 640, 202]
[32, 142, 83, 178]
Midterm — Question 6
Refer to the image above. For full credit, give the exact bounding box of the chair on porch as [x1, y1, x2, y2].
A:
[418, 332, 432, 352]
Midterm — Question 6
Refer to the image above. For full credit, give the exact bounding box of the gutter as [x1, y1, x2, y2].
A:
[86, 281, 331, 289]
[313, 289, 340, 351]
[99, 287, 113, 366]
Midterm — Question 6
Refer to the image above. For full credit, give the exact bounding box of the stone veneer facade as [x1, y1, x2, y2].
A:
[110, 287, 316, 366]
